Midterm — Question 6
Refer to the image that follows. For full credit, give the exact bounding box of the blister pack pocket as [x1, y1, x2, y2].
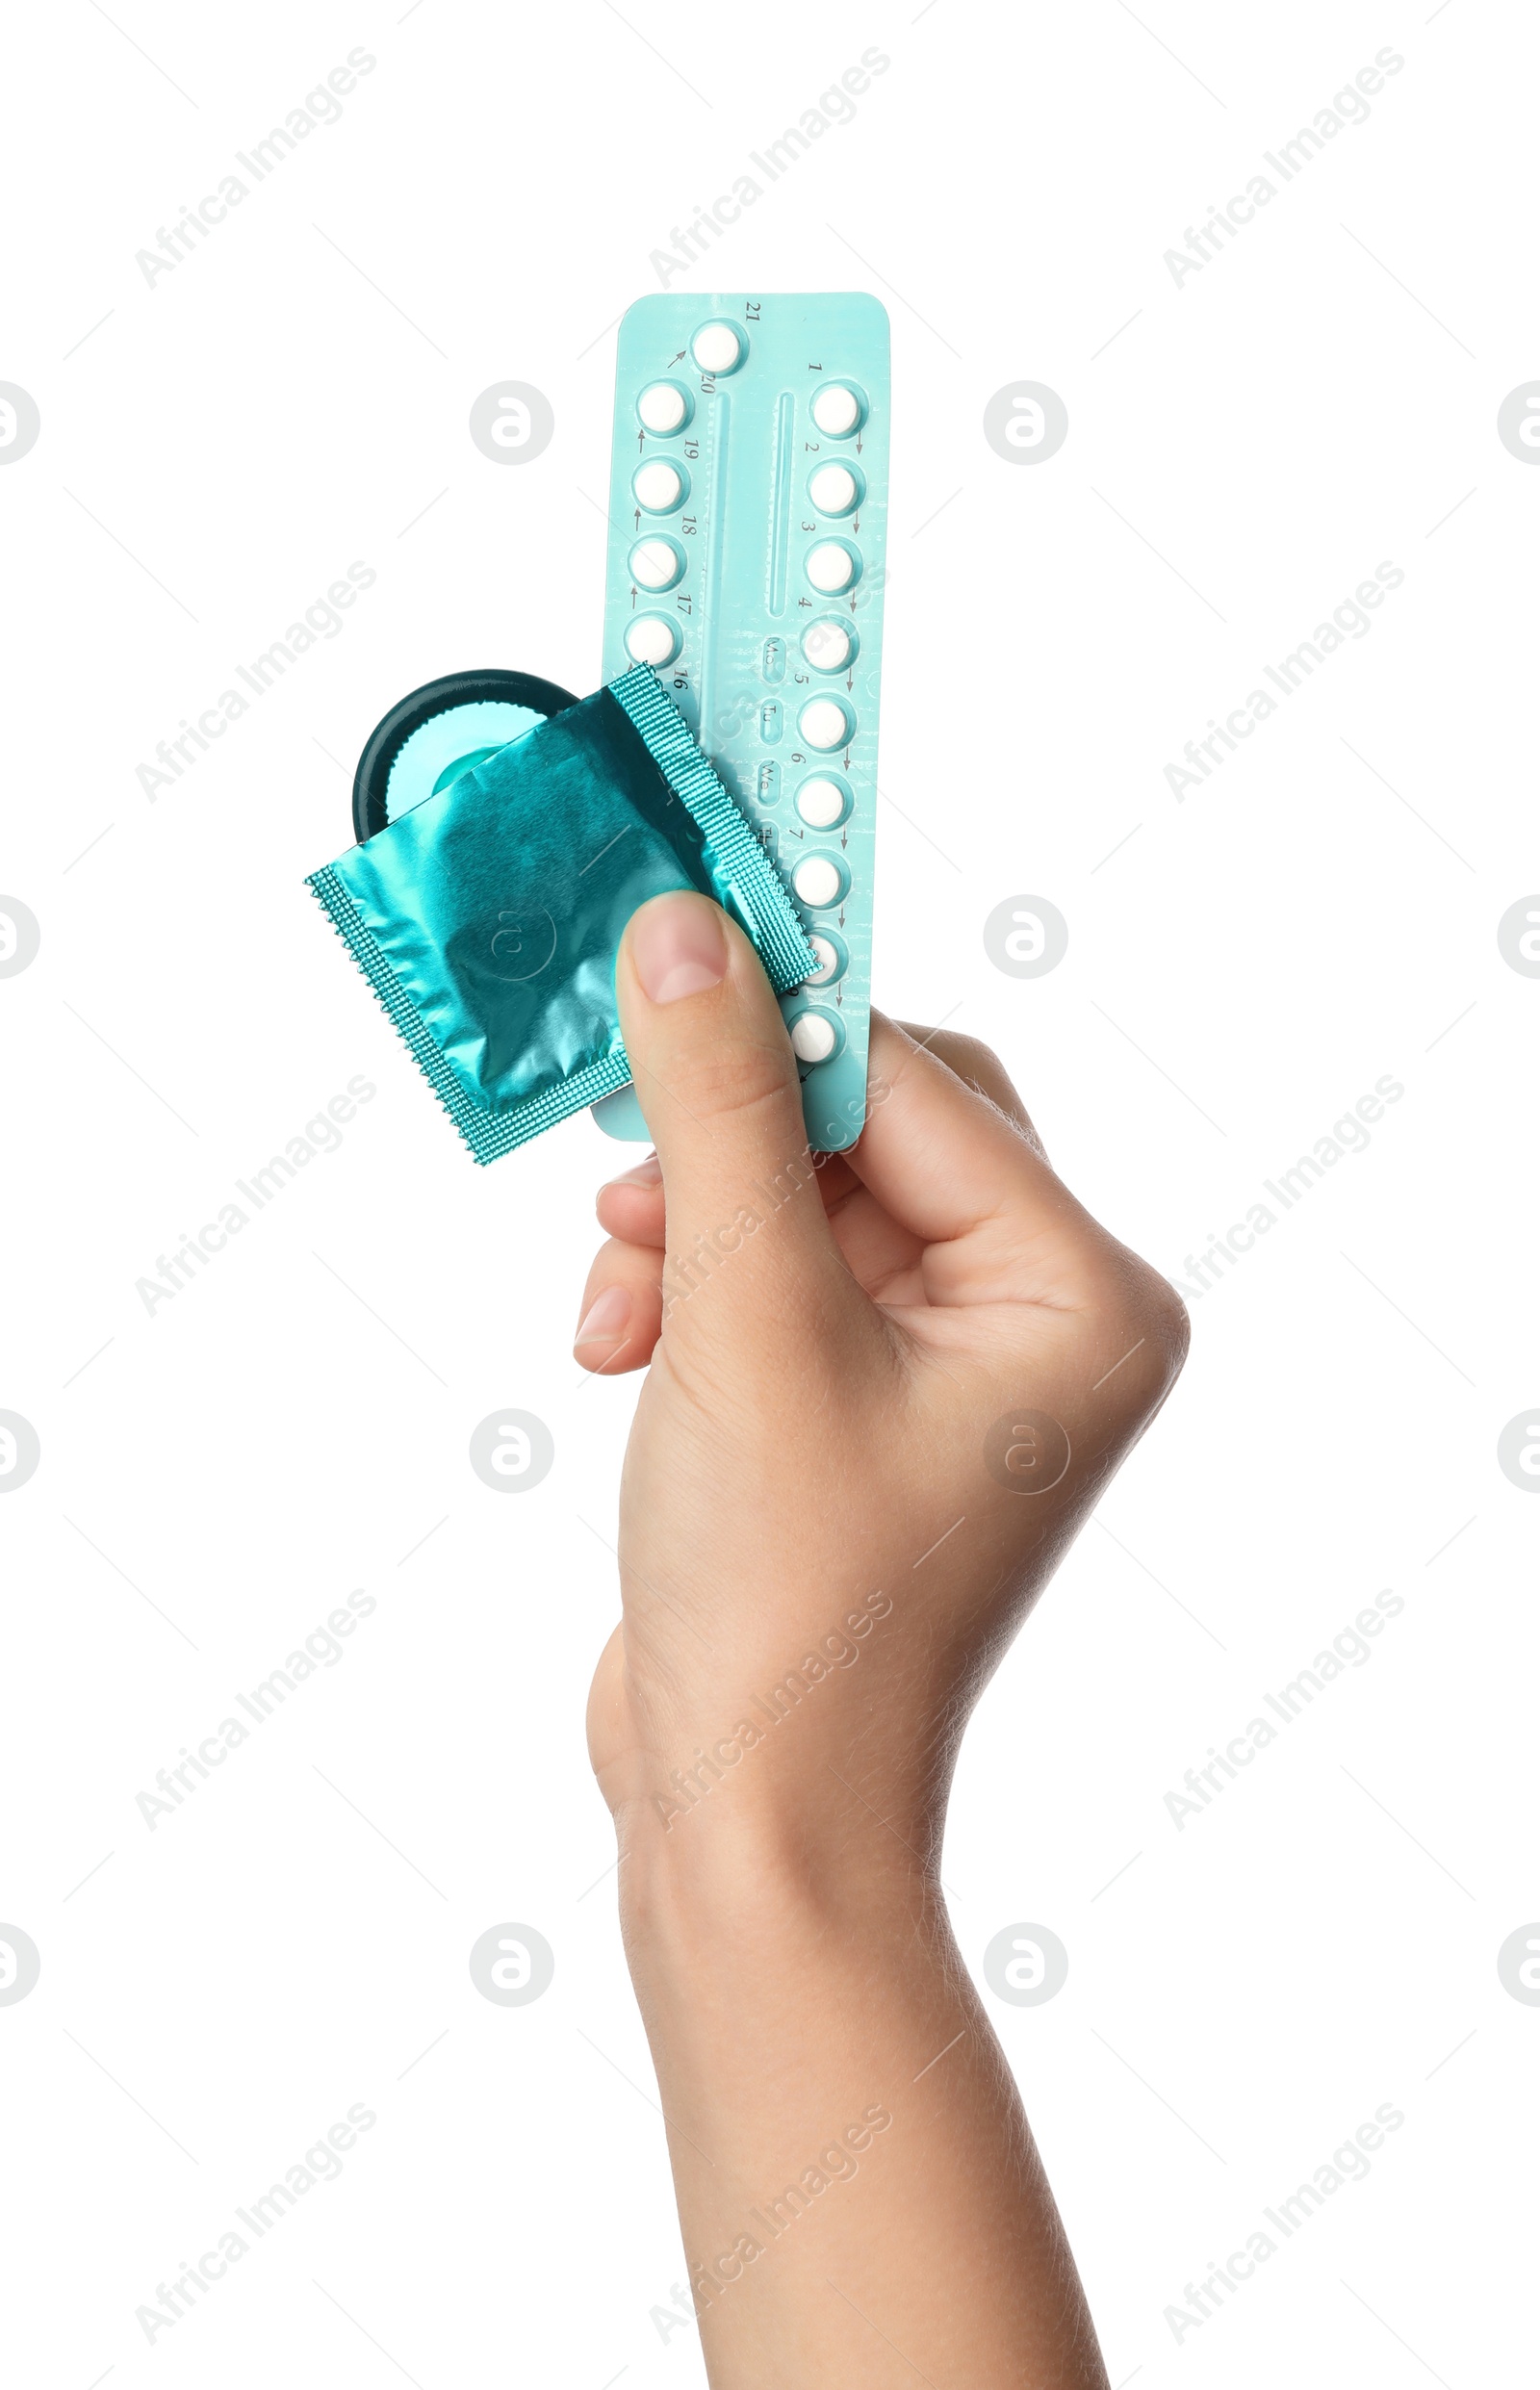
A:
[307, 665, 816, 1164]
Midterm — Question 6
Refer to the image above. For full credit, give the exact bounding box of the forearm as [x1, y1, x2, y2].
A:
[620, 1812, 1109, 2389]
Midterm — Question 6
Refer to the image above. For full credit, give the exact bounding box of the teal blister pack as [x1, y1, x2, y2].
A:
[597, 292, 889, 1154]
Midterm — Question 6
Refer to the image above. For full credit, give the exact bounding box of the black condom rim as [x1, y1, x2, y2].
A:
[351, 667, 582, 843]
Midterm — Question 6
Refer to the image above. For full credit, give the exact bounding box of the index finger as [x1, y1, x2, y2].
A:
[846, 1014, 1100, 1296]
[894, 1020, 1048, 1159]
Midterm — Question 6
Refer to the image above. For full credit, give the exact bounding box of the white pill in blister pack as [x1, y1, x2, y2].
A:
[806, 541, 857, 593]
[808, 464, 859, 516]
[637, 381, 688, 434]
[793, 854, 845, 908]
[796, 777, 848, 829]
[799, 697, 851, 752]
[630, 536, 683, 589]
[633, 460, 684, 512]
[625, 615, 680, 666]
[691, 321, 744, 373]
[810, 383, 860, 437]
[789, 1012, 838, 1064]
[803, 620, 852, 672]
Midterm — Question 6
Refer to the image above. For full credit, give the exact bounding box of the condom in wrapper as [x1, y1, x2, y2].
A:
[307, 664, 817, 1164]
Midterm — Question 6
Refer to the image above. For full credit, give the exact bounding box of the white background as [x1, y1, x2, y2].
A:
[2, 2, 1535, 2383]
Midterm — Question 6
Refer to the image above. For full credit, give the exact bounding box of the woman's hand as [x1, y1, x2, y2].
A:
[579, 891, 1186, 1873]
[576, 889, 1187, 2387]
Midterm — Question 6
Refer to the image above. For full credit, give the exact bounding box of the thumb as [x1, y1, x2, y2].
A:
[615, 890, 846, 1330]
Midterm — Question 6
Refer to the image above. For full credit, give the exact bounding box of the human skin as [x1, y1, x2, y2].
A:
[575, 889, 1188, 2387]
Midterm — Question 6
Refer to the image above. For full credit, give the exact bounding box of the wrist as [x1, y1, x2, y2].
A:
[612, 1781, 940, 1984]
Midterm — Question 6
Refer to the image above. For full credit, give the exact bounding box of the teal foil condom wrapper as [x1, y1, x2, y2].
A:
[306, 665, 817, 1164]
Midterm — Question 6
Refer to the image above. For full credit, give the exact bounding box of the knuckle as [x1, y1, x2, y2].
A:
[931, 1027, 1011, 1089]
[1073, 1246, 1191, 1402]
[1121, 1269, 1193, 1400]
[952, 1030, 1010, 1079]
[930, 1031, 1038, 1141]
[1139, 1270, 1192, 1377]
